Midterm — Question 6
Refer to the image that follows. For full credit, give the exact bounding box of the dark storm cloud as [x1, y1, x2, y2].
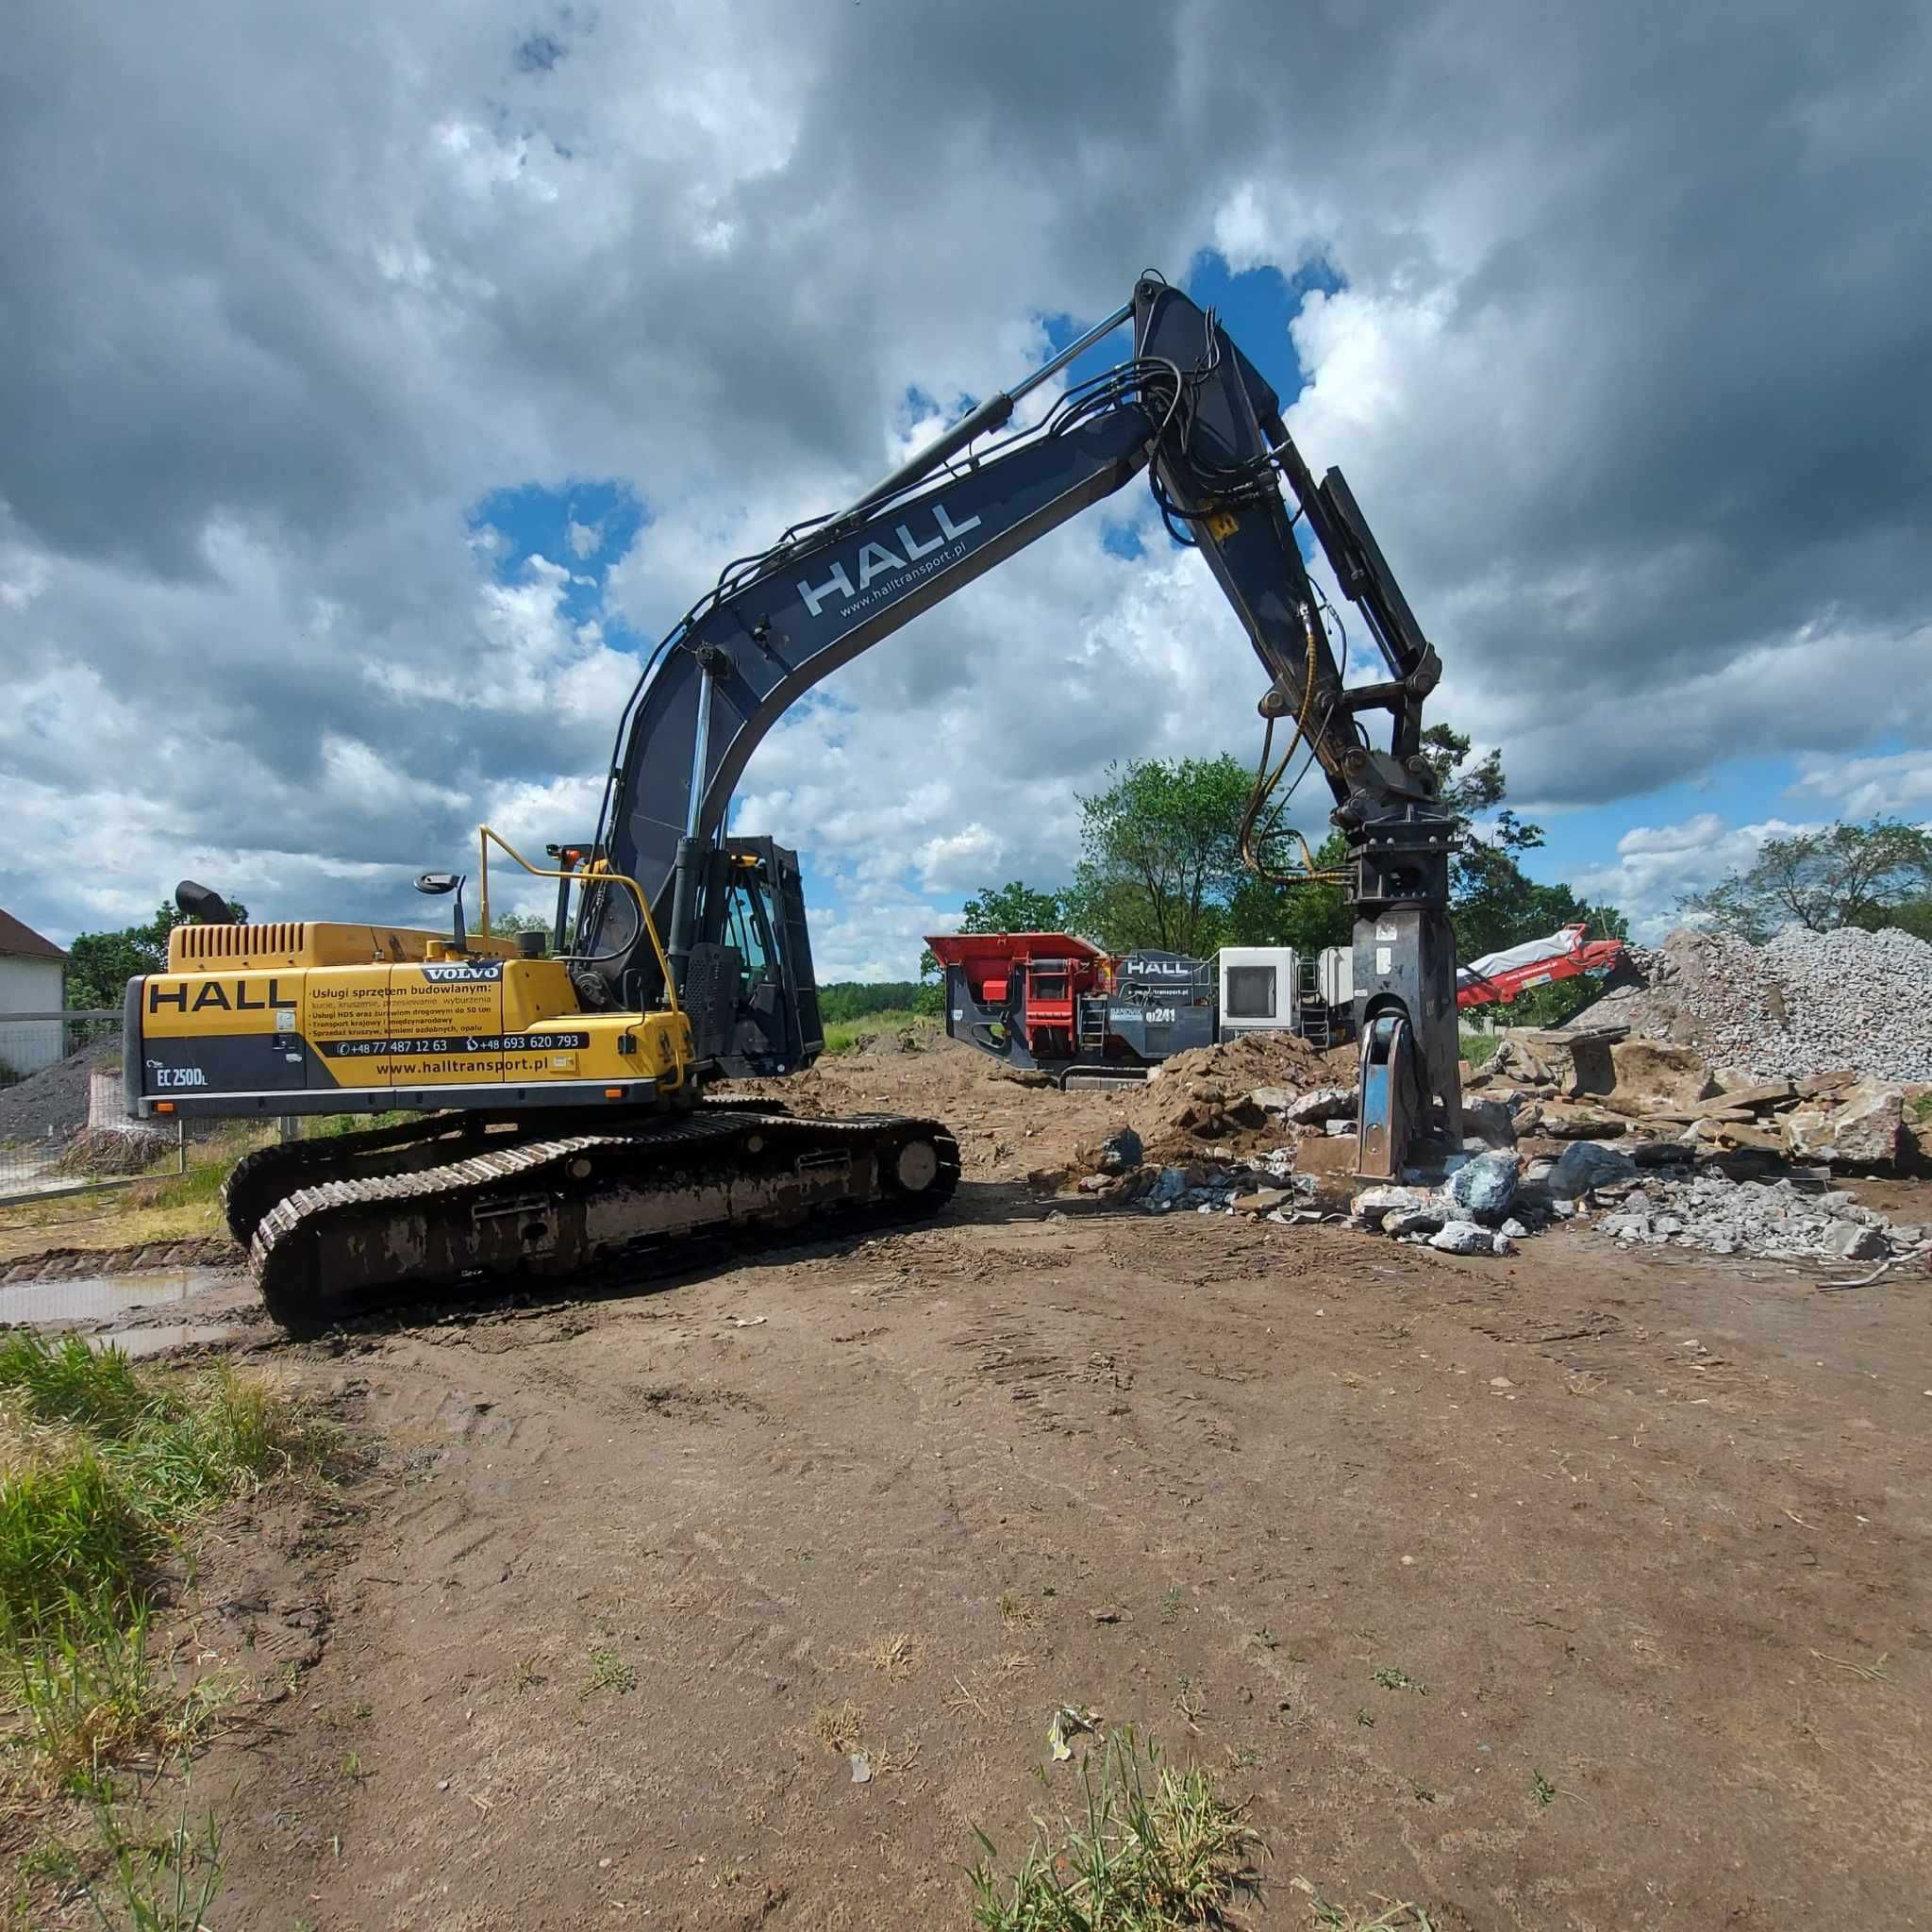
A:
[0, 0, 1927, 957]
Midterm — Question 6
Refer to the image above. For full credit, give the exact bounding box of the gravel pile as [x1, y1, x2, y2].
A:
[1573, 924, 1932, 1083]
[0, 1039, 120, 1144]
[1594, 1172, 1926, 1263]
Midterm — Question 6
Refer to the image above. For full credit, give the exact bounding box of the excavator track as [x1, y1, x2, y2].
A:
[232, 1107, 959, 1336]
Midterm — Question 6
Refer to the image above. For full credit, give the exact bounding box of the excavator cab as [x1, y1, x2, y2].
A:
[659, 836, 824, 1079]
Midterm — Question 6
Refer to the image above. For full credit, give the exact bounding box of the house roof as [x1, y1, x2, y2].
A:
[0, 909, 68, 963]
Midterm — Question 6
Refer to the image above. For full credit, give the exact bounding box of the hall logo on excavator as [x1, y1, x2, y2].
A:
[795, 503, 983, 618]
[147, 977, 294, 1014]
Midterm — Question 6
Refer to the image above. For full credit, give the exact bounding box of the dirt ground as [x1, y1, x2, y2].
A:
[18, 1041, 1932, 1928]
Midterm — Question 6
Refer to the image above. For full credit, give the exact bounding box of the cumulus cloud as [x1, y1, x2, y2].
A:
[1, 0, 1928, 982]
[1790, 749, 1932, 821]
[1569, 813, 1821, 942]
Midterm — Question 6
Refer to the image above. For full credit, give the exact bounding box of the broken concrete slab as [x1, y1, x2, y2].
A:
[1428, 1220, 1496, 1255]
[1229, 1187, 1291, 1214]
[1783, 1081, 1906, 1171]
[1385, 1208, 1448, 1237]
[1827, 1222, 1888, 1261]
[1535, 1106, 1629, 1140]
[1295, 1134, 1363, 1177]
[1461, 1095, 1517, 1148]
[1701, 1078, 1796, 1112]
[1351, 1184, 1438, 1223]
[1282, 1085, 1357, 1125]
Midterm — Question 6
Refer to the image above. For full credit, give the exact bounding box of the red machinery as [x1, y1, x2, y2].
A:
[924, 931, 1219, 1076]
[924, 932, 1111, 1062]
[1455, 924, 1632, 1009]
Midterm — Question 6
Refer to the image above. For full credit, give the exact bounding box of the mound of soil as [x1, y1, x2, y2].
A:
[1126, 1030, 1334, 1152]
[725, 1026, 1345, 1187]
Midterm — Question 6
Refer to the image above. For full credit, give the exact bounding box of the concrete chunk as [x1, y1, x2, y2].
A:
[1428, 1220, 1497, 1255]
[1548, 1141, 1639, 1198]
[1783, 1081, 1905, 1171]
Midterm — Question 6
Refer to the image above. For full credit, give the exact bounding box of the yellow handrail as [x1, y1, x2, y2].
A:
[475, 825, 682, 1020]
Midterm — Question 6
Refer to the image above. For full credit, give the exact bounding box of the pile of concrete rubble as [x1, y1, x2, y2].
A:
[1574, 924, 1932, 1085]
[1073, 1023, 1927, 1267]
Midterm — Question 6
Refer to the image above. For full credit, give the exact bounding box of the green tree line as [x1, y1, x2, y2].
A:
[920, 728, 1629, 1024]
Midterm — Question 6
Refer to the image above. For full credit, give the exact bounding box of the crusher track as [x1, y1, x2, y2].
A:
[222, 1104, 959, 1335]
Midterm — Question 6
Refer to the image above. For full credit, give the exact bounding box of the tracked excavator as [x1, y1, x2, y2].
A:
[123, 275, 1463, 1332]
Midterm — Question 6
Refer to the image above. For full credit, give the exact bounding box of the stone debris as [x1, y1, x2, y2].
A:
[1546, 1141, 1638, 1197]
[1592, 1172, 1928, 1264]
[1443, 1149, 1520, 1217]
[1429, 1220, 1508, 1257]
[1781, 1082, 1904, 1168]
[1571, 924, 1932, 1084]
[1281, 1085, 1356, 1125]
[1137, 1158, 1318, 1217]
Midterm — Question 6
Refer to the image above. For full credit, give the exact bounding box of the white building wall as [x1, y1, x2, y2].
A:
[0, 957, 69, 1076]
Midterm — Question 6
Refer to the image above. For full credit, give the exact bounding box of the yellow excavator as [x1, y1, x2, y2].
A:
[124, 275, 1463, 1332]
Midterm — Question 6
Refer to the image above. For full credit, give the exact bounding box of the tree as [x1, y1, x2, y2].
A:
[1414, 724, 1630, 962]
[1063, 757, 1251, 955]
[1680, 817, 1932, 941]
[915, 878, 1071, 1010]
[65, 899, 250, 1009]
[1220, 830, 1353, 955]
[819, 981, 926, 1024]
[958, 880, 1070, 937]
[485, 908, 553, 940]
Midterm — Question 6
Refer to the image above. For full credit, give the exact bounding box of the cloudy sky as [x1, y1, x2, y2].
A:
[4, 0, 1928, 978]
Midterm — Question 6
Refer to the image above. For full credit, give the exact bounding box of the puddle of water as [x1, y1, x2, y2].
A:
[96, 1324, 246, 1358]
[0, 1268, 205, 1324]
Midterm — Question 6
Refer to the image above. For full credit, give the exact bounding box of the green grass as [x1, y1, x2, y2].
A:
[1908, 1091, 1932, 1124]
[968, 1728, 1259, 1931]
[0, 1332, 328, 1852]
[823, 1008, 931, 1055]
[78, 1789, 225, 1931]
[583, 1647, 638, 1696]
[314, 1108, 417, 1140]
[0, 1337, 325, 1924]
[1311, 1904, 1435, 1929]
[1458, 1031, 1503, 1068]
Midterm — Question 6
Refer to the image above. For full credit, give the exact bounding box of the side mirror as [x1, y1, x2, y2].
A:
[414, 872, 469, 951]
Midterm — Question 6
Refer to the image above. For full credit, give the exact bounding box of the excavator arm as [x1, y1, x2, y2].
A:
[582, 275, 1462, 1172]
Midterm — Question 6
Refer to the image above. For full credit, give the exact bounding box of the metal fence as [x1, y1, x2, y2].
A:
[0, 1009, 185, 1207]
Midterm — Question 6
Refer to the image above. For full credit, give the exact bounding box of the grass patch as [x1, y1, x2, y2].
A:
[1458, 1031, 1503, 1069]
[811, 1699, 865, 1755]
[0, 1124, 274, 1264]
[1311, 1903, 1435, 1929]
[314, 1108, 418, 1140]
[823, 1008, 931, 1055]
[582, 1647, 637, 1697]
[969, 1728, 1259, 1931]
[0, 1334, 328, 1824]
[1909, 1091, 1932, 1124]
[862, 1632, 921, 1680]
